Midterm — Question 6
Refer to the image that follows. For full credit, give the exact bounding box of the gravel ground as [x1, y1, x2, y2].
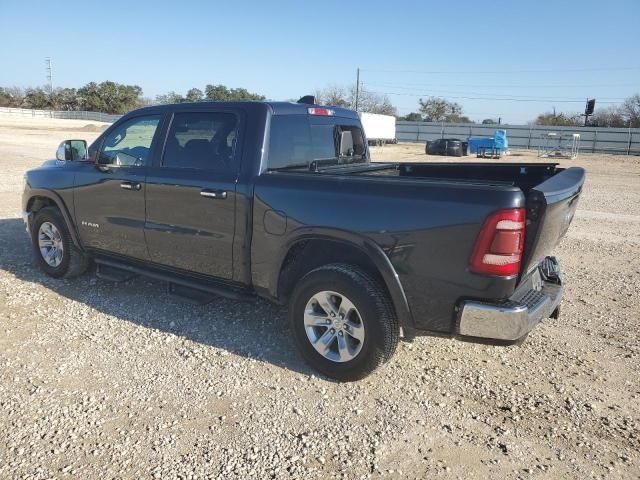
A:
[0, 118, 639, 479]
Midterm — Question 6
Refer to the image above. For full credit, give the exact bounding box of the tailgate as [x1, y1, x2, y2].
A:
[521, 167, 585, 276]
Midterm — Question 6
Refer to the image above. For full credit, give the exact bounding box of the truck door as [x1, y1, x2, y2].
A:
[144, 109, 241, 280]
[73, 114, 163, 260]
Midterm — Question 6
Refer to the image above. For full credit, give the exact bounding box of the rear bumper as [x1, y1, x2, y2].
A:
[457, 257, 563, 342]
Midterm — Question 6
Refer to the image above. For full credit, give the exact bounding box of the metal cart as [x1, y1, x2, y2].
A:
[537, 132, 581, 159]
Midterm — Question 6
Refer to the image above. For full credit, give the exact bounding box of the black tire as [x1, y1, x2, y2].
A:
[288, 263, 399, 381]
[31, 207, 90, 278]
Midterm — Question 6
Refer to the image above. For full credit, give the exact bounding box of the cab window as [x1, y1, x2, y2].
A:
[162, 112, 239, 170]
[267, 115, 367, 170]
[98, 115, 161, 166]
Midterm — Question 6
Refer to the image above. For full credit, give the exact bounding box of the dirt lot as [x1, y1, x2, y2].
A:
[0, 117, 638, 479]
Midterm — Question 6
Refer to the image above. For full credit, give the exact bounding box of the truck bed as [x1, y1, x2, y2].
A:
[355, 162, 561, 194]
[254, 161, 584, 335]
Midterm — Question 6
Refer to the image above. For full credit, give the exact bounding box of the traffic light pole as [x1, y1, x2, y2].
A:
[584, 99, 589, 126]
[584, 98, 595, 126]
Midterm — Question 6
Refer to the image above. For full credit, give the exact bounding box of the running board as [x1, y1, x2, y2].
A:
[94, 257, 255, 302]
[96, 263, 137, 283]
[167, 283, 215, 305]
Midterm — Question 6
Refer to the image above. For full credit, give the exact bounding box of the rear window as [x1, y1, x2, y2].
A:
[267, 115, 366, 170]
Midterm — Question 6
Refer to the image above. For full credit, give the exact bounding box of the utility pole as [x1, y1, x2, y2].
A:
[355, 67, 360, 112]
[45, 57, 53, 94]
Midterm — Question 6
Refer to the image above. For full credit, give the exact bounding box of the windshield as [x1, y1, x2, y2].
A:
[267, 115, 367, 170]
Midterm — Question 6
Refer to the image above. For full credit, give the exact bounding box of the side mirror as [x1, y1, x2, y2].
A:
[56, 140, 88, 161]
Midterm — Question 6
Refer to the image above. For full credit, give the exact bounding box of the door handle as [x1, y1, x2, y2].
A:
[200, 189, 228, 199]
[120, 182, 141, 191]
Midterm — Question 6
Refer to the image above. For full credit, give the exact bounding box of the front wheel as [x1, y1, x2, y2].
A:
[288, 263, 399, 381]
[31, 207, 90, 278]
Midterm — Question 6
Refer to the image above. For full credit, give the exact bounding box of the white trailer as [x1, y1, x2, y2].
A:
[358, 112, 396, 145]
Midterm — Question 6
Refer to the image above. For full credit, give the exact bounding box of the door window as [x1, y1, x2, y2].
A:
[99, 115, 161, 166]
[162, 112, 239, 171]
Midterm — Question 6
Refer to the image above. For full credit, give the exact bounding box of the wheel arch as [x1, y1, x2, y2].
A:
[275, 229, 415, 338]
[25, 189, 82, 249]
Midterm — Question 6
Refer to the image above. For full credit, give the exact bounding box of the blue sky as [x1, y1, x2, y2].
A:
[1, 0, 638, 123]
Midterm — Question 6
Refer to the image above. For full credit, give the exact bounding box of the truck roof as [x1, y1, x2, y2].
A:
[124, 101, 360, 120]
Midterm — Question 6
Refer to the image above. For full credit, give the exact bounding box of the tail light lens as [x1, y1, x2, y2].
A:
[470, 208, 526, 277]
[308, 107, 334, 116]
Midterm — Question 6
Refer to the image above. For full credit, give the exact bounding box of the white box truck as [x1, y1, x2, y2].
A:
[358, 112, 396, 145]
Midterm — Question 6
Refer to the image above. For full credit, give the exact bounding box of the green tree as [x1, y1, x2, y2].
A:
[155, 91, 186, 104]
[0, 87, 24, 107]
[418, 97, 463, 122]
[482, 118, 497, 124]
[398, 112, 423, 122]
[23, 87, 51, 109]
[185, 88, 204, 102]
[78, 81, 142, 114]
[51, 88, 80, 111]
[447, 114, 473, 124]
[205, 84, 265, 101]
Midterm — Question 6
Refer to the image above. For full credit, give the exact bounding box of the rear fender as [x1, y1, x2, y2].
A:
[276, 228, 415, 338]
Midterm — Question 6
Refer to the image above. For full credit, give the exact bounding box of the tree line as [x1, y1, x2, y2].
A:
[398, 95, 640, 127]
[2, 80, 638, 128]
[0, 81, 266, 115]
[534, 96, 640, 128]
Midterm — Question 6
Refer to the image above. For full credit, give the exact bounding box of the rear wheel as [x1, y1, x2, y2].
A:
[289, 263, 399, 381]
[31, 207, 90, 278]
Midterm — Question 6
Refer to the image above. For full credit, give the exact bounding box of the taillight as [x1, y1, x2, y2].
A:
[470, 208, 526, 277]
[308, 107, 334, 116]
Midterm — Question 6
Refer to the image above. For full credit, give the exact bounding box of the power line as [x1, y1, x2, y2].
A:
[360, 66, 640, 75]
[361, 84, 626, 101]
[367, 90, 623, 104]
[365, 81, 638, 89]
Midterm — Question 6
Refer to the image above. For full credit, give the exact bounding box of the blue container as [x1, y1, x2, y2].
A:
[468, 137, 495, 153]
[468, 130, 508, 153]
[494, 130, 508, 150]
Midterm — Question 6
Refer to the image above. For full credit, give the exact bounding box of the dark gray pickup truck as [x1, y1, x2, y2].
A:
[22, 100, 585, 380]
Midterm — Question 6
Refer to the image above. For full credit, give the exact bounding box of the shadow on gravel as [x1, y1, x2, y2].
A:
[0, 217, 313, 377]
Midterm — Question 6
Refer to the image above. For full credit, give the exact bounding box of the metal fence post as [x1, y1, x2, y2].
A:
[628, 127, 632, 156]
[527, 126, 532, 150]
[592, 129, 597, 153]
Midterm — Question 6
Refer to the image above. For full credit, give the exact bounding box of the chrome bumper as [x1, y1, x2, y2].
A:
[457, 257, 564, 341]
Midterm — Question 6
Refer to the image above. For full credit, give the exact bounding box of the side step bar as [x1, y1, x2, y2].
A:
[94, 257, 255, 302]
[167, 283, 215, 305]
[96, 263, 137, 283]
